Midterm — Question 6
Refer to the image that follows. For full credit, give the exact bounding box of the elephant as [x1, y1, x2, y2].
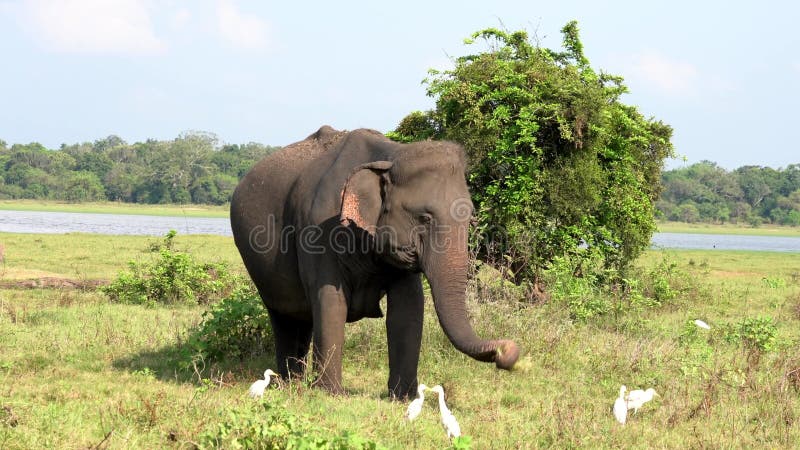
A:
[230, 125, 519, 399]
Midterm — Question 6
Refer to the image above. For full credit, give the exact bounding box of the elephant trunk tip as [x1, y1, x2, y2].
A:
[495, 340, 520, 370]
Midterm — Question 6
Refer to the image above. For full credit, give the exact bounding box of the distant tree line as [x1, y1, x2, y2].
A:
[658, 161, 800, 226]
[0, 133, 279, 205]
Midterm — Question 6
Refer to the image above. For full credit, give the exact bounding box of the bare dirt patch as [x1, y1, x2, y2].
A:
[1, 267, 70, 280]
[709, 270, 760, 279]
[0, 277, 107, 290]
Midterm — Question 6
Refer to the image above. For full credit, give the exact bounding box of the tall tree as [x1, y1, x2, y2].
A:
[391, 22, 674, 282]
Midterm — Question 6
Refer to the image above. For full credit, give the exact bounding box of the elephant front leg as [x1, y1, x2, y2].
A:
[311, 284, 347, 395]
[386, 273, 424, 399]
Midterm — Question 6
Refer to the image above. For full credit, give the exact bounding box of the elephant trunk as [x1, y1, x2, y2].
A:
[423, 233, 519, 370]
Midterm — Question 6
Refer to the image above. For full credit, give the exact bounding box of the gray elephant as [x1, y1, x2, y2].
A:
[230, 125, 519, 398]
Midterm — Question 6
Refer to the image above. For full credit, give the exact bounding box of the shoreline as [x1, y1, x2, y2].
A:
[0, 200, 229, 218]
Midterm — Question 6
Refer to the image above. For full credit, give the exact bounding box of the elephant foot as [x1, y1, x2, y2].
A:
[312, 377, 346, 396]
[276, 369, 305, 387]
[388, 383, 417, 401]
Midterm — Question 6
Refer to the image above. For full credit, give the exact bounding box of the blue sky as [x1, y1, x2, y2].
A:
[1, 1, 798, 169]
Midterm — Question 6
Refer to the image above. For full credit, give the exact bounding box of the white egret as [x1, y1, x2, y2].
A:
[430, 385, 461, 439]
[694, 319, 711, 330]
[405, 384, 428, 421]
[613, 385, 627, 425]
[625, 388, 658, 414]
[248, 369, 278, 399]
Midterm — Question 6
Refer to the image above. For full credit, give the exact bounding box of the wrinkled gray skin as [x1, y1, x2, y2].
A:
[230, 126, 519, 398]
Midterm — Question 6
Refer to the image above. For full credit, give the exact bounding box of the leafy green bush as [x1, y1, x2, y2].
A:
[543, 253, 694, 321]
[723, 316, 781, 353]
[185, 285, 273, 362]
[644, 259, 679, 305]
[636, 255, 701, 308]
[198, 402, 383, 449]
[678, 319, 704, 346]
[102, 231, 242, 306]
[542, 253, 611, 320]
[393, 22, 673, 283]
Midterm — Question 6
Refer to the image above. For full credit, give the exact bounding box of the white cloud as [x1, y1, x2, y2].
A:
[216, 0, 268, 51]
[172, 7, 191, 29]
[20, 0, 165, 55]
[629, 51, 698, 95]
[792, 62, 800, 74]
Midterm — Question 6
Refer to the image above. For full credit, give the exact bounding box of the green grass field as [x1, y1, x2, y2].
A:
[0, 200, 229, 218]
[1, 232, 799, 448]
[657, 221, 800, 237]
[0, 233, 240, 280]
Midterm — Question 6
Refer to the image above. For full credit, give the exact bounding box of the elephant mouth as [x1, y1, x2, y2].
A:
[384, 244, 420, 271]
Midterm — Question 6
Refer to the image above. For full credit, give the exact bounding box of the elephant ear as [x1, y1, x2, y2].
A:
[340, 161, 393, 234]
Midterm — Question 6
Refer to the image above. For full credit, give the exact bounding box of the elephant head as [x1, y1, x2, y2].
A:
[339, 141, 519, 370]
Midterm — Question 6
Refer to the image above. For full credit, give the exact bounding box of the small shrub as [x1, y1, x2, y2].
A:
[542, 254, 612, 320]
[543, 252, 694, 321]
[678, 343, 714, 379]
[723, 316, 781, 353]
[638, 255, 698, 307]
[451, 436, 473, 449]
[470, 260, 528, 304]
[102, 231, 242, 306]
[185, 285, 273, 363]
[646, 260, 678, 304]
[676, 320, 716, 377]
[761, 277, 786, 289]
[149, 228, 178, 252]
[132, 367, 156, 381]
[678, 319, 701, 346]
[198, 402, 383, 449]
[542, 252, 704, 325]
[567, 294, 612, 321]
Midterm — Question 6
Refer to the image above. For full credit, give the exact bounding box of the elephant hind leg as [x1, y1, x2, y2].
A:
[268, 309, 313, 380]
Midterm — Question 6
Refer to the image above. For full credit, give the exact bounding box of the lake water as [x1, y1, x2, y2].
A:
[0, 209, 799, 252]
[650, 232, 800, 252]
[0, 210, 232, 236]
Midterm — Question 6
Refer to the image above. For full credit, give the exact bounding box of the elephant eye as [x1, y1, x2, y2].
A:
[418, 213, 433, 224]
